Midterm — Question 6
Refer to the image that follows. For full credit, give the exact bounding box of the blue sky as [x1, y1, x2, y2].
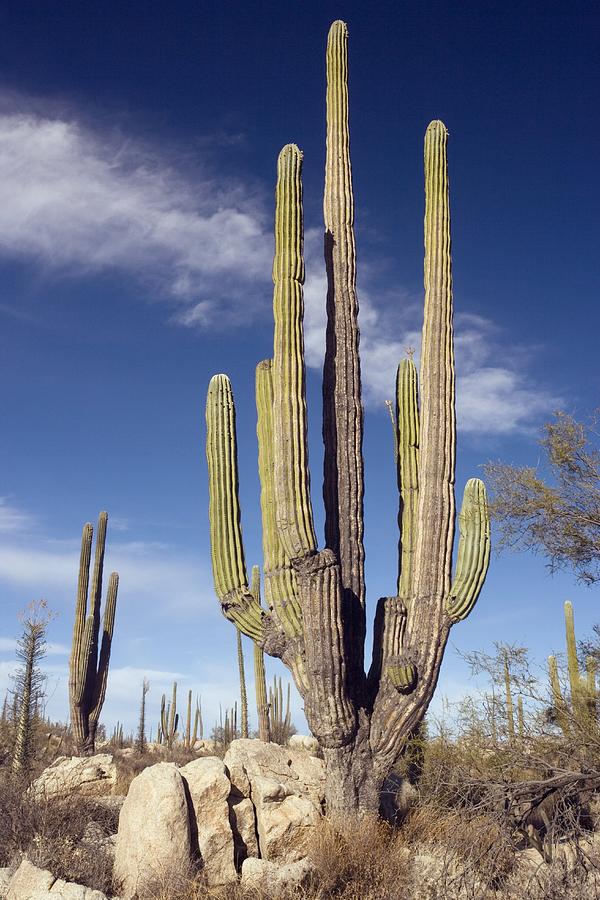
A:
[0, 1, 599, 737]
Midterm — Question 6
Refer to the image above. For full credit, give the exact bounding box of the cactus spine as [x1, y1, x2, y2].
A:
[205, 21, 490, 812]
[69, 512, 119, 756]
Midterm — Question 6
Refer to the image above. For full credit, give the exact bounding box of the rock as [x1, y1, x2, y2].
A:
[5, 861, 107, 900]
[193, 740, 216, 754]
[49, 881, 107, 900]
[179, 758, 236, 886]
[114, 762, 191, 900]
[241, 857, 315, 896]
[515, 846, 546, 871]
[287, 735, 320, 754]
[224, 739, 325, 862]
[30, 756, 117, 801]
[6, 860, 55, 900]
[0, 870, 12, 900]
[229, 796, 259, 863]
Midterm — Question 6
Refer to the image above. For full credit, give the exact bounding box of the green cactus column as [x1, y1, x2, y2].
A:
[69, 512, 119, 756]
[322, 21, 366, 688]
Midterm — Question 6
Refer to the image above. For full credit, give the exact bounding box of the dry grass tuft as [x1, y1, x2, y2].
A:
[306, 813, 413, 899]
[0, 772, 119, 894]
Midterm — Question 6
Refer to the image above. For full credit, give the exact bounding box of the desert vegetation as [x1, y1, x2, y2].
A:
[0, 15, 598, 900]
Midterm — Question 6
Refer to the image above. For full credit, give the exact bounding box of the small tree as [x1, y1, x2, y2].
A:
[485, 411, 600, 584]
[11, 599, 54, 776]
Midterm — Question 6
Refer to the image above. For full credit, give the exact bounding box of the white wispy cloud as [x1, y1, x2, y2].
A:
[0, 103, 272, 323]
[0, 498, 36, 534]
[0, 536, 214, 620]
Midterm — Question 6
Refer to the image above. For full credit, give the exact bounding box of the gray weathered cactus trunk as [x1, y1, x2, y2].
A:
[205, 21, 490, 814]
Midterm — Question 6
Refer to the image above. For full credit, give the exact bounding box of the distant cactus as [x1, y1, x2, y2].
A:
[204, 20, 490, 812]
[160, 681, 179, 749]
[251, 567, 270, 742]
[236, 630, 249, 738]
[69, 512, 119, 756]
[549, 601, 598, 738]
[269, 676, 293, 745]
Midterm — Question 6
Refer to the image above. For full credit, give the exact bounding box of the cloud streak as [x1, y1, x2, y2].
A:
[0, 106, 272, 323]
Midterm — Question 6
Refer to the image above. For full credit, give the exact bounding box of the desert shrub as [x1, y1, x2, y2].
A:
[0, 772, 118, 894]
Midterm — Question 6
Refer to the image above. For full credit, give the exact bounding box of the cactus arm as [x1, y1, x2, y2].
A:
[256, 360, 302, 638]
[69, 523, 93, 712]
[271, 144, 317, 561]
[371, 122, 456, 763]
[322, 20, 366, 634]
[412, 120, 455, 609]
[90, 571, 119, 728]
[446, 480, 491, 622]
[206, 374, 265, 642]
[396, 359, 420, 602]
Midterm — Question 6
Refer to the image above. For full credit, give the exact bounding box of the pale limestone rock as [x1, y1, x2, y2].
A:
[287, 735, 319, 754]
[228, 795, 259, 863]
[6, 860, 54, 900]
[240, 857, 315, 896]
[179, 758, 236, 886]
[29, 756, 117, 801]
[193, 740, 216, 754]
[224, 739, 325, 862]
[49, 880, 107, 900]
[5, 861, 107, 900]
[114, 762, 191, 900]
[0, 870, 12, 900]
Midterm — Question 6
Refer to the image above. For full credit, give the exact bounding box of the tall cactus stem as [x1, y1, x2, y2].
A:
[272, 145, 317, 561]
[322, 21, 366, 682]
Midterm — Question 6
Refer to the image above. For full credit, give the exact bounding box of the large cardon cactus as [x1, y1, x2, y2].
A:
[205, 20, 490, 812]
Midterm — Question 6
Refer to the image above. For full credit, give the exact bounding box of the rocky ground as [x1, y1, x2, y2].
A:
[2, 739, 600, 900]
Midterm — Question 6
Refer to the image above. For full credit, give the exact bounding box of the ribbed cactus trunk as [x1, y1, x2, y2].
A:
[205, 21, 490, 813]
[69, 512, 119, 756]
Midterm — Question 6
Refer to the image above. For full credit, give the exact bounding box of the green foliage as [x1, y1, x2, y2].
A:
[485, 410, 600, 584]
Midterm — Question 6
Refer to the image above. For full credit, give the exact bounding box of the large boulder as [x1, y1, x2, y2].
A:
[224, 739, 325, 863]
[5, 861, 107, 900]
[179, 758, 236, 886]
[113, 762, 191, 900]
[29, 756, 117, 801]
